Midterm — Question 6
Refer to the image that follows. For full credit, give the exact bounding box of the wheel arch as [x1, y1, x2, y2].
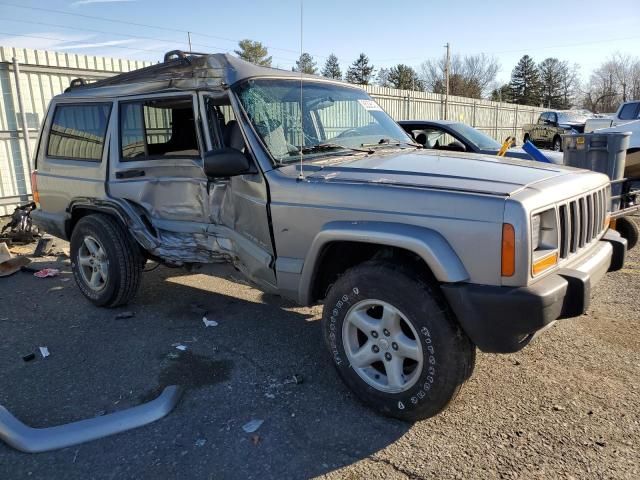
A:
[66, 197, 158, 252]
[299, 221, 469, 305]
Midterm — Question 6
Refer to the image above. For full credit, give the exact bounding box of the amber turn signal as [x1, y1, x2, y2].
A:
[532, 252, 558, 276]
[501, 223, 515, 277]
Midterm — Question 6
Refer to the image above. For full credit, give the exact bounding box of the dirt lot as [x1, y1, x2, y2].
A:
[0, 218, 639, 479]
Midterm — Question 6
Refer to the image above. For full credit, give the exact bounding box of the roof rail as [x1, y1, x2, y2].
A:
[163, 50, 209, 64]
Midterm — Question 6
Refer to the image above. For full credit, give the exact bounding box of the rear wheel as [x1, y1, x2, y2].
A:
[553, 136, 562, 151]
[70, 214, 144, 307]
[616, 217, 639, 250]
[523, 133, 531, 144]
[321, 260, 475, 421]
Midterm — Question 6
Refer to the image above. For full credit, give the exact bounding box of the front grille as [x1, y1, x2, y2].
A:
[558, 187, 608, 259]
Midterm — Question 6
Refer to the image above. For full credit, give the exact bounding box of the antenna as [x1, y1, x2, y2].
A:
[298, 0, 304, 180]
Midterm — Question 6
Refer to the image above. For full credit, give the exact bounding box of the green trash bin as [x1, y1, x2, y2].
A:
[563, 132, 631, 212]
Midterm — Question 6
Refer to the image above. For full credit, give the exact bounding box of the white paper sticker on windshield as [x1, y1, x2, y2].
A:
[358, 99, 383, 111]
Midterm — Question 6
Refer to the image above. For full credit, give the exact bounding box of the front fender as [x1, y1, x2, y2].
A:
[298, 221, 469, 305]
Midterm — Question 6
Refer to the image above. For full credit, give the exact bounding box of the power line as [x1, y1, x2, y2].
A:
[370, 35, 640, 64]
[0, 31, 167, 55]
[0, 18, 301, 64]
[0, 1, 321, 59]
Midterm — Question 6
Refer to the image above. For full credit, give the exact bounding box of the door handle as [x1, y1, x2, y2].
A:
[116, 169, 145, 179]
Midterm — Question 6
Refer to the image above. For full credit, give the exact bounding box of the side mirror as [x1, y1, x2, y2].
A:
[203, 147, 251, 178]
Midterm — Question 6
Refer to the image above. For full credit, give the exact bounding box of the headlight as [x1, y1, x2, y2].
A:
[531, 209, 559, 276]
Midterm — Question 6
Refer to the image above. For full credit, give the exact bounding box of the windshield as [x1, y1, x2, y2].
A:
[234, 79, 414, 164]
[447, 122, 501, 150]
[557, 111, 590, 124]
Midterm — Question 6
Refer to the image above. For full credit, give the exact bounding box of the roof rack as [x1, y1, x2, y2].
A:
[65, 77, 88, 92]
[163, 50, 209, 64]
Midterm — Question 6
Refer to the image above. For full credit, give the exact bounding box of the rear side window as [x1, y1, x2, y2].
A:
[120, 97, 200, 160]
[619, 102, 640, 120]
[47, 103, 111, 161]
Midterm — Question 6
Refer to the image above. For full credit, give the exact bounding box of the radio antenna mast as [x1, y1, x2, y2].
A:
[298, 0, 305, 180]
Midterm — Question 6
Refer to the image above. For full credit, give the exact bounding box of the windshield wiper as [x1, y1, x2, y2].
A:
[298, 143, 374, 155]
[361, 138, 422, 148]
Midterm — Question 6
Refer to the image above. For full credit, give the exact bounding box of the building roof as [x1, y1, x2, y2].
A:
[60, 51, 333, 99]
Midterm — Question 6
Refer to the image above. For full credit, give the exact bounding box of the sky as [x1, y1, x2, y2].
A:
[0, 0, 639, 86]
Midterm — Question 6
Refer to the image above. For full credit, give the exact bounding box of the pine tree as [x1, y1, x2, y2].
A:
[346, 53, 375, 85]
[377, 67, 391, 87]
[509, 55, 542, 106]
[293, 52, 317, 74]
[234, 39, 272, 67]
[490, 84, 514, 103]
[321, 54, 342, 80]
[538, 58, 565, 109]
[387, 64, 423, 91]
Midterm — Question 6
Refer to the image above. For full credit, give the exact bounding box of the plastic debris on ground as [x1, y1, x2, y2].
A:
[195, 439, 206, 447]
[202, 316, 218, 327]
[175, 345, 187, 351]
[114, 311, 135, 319]
[34, 268, 60, 278]
[47, 286, 64, 293]
[242, 419, 264, 433]
[33, 236, 54, 257]
[0, 242, 31, 277]
[39, 346, 50, 358]
[22, 353, 36, 362]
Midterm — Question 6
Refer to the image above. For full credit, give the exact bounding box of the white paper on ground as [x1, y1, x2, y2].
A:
[202, 316, 218, 327]
[39, 346, 50, 358]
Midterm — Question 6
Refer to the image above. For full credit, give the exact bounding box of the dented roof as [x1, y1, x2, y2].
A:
[58, 52, 333, 99]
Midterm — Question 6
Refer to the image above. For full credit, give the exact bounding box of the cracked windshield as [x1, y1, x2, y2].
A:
[235, 79, 415, 164]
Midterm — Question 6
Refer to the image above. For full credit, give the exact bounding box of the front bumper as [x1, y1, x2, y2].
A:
[441, 231, 627, 353]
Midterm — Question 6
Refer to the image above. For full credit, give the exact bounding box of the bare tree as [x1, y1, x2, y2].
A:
[420, 53, 499, 98]
[582, 53, 640, 112]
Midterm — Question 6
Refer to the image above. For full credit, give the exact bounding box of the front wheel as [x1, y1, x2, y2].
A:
[321, 261, 475, 421]
[553, 136, 562, 151]
[70, 214, 144, 307]
[616, 217, 639, 250]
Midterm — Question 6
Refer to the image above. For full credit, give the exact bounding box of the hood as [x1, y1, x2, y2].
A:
[299, 149, 572, 196]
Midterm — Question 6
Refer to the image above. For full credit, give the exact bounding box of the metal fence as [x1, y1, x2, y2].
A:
[0, 46, 547, 215]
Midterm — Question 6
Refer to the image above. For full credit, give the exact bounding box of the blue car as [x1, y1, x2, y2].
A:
[399, 120, 563, 164]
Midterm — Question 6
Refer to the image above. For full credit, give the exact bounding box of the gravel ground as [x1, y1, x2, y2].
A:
[0, 217, 638, 479]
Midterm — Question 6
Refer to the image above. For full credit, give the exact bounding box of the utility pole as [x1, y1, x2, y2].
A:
[444, 42, 450, 120]
[187, 32, 192, 53]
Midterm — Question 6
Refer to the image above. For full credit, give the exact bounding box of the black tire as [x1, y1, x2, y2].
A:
[553, 135, 562, 152]
[616, 217, 639, 250]
[70, 214, 144, 307]
[321, 260, 475, 421]
[524, 133, 531, 144]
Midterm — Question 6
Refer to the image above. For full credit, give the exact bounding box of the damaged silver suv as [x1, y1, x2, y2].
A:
[32, 51, 626, 420]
